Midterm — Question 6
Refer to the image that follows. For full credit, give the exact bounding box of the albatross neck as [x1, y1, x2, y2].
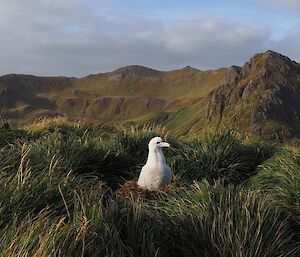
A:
[146, 147, 166, 165]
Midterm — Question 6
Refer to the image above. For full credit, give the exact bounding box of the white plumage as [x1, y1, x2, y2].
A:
[137, 136, 172, 190]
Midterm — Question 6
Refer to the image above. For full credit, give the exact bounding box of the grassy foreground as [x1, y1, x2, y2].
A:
[0, 118, 300, 257]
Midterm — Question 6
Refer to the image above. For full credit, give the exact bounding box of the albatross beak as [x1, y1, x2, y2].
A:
[160, 142, 170, 148]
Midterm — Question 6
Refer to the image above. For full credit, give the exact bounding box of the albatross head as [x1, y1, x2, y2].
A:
[149, 136, 170, 150]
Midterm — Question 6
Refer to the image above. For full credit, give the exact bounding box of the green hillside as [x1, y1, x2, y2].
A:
[0, 64, 238, 126]
[1, 51, 300, 142]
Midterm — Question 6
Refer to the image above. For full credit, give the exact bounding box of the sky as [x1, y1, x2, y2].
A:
[0, 0, 300, 77]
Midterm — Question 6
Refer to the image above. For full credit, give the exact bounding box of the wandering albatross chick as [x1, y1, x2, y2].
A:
[137, 136, 172, 190]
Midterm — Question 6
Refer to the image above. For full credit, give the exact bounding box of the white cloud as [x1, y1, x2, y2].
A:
[270, 33, 300, 62]
[245, 0, 300, 10]
[270, 0, 300, 8]
[0, 0, 291, 76]
[160, 19, 269, 68]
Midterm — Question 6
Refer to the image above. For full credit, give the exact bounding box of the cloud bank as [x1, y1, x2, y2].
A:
[0, 0, 298, 76]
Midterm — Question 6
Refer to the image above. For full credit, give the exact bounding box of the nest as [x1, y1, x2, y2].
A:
[117, 180, 169, 200]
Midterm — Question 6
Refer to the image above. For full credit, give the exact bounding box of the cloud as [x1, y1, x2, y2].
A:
[269, 0, 300, 8]
[0, 0, 279, 76]
[246, 0, 300, 10]
[160, 19, 269, 68]
[270, 33, 300, 62]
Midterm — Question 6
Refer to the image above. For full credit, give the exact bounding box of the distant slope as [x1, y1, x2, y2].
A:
[1, 64, 229, 123]
[1, 51, 300, 141]
[0, 75, 75, 120]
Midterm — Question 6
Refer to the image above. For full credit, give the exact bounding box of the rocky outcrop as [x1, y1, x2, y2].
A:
[203, 51, 300, 141]
[106, 65, 162, 83]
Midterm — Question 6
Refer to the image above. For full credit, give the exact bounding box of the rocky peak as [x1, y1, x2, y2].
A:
[181, 66, 200, 72]
[112, 65, 161, 78]
[105, 65, 162, 83]
[204, 50, 300, 141]
[240, 50, 300, 81]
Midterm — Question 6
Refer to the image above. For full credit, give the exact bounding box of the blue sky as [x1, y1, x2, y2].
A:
[0, 0, 299, 76]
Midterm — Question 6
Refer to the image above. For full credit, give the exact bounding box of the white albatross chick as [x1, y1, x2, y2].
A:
[137, 136, 172, 190]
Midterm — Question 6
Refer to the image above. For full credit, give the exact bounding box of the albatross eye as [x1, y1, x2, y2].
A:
[156, 142, 160, 144]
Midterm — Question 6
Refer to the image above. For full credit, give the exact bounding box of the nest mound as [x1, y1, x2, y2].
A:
[117, 181, 169, 200]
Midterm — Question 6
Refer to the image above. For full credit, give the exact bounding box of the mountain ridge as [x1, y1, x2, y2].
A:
[1, 50, 300, 142]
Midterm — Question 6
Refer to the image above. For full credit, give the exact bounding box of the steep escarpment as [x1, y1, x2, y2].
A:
[197, 51, 300, 141]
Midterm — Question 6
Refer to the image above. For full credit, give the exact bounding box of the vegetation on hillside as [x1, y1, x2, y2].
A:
[0, 117, 300, 256]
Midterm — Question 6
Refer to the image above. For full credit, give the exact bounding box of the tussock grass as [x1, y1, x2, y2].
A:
[249, 150, 300, 220]
[0, 118, 299, 256]
[157, 182, 299, 257]
[0, 125, 27, 147]
[170, 131, 277, 184]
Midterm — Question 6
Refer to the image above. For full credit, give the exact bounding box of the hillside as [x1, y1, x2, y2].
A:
[170, 51, 300, 141]
[1, 51, 300, 141]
